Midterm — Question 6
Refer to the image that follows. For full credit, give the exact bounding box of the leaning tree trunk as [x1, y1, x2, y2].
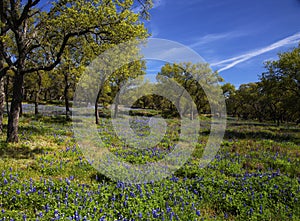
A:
[0, 77, 4, 133]
[64, 73, 71, 120]
[95, 88, 102, 125]
[34, 90, 39, 115]
[7, 73, 24, 142]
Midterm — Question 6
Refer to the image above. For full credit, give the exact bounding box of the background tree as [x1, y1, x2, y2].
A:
[157, 62, 223, 118]
[261, 44, 300, 124]
[221, 83, 236, 118]
[224, 44, 300, 125]
[0, 0, 152, 142]
[109, 60, 146, 118]
[0, 0, 10, 133]
[24, 71, 43, 115]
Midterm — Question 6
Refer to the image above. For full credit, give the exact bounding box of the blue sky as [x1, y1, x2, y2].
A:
[145, 0, 300, 87]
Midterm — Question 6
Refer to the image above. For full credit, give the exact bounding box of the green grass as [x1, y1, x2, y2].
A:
[0, 114, 299, 220]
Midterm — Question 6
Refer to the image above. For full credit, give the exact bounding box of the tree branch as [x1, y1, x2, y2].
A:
[23, 28, 108, 74]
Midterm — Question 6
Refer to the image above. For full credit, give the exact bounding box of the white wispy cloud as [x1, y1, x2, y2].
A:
[211, 32, 300, 72]
[152, 0, 166, 9]
[190, 31, 245, 48]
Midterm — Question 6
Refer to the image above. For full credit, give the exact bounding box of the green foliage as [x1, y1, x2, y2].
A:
[134, 62, 224, 116]
[227, 44, 300, 124]
[1, 0, 152, 141]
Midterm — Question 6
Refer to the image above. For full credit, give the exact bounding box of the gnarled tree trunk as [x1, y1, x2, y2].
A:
[7, 73, 24, 142]
[0, 77, 4, 134]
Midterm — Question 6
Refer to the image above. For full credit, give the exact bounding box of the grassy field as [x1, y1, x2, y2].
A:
[0, 113, 299, 220]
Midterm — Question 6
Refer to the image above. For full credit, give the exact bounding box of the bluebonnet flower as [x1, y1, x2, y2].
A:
[224, 213, 228, 219]
[45, 204, 50, 213]
[54, 210, 60, 219]
[169, 212, 175, 220]
[152, 209, 159, 218]
[166, 206, 172, 213]
[249, 208, 254, 216]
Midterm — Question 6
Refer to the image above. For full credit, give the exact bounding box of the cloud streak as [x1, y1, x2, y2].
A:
[152, 0, 166, 8]
[190, 31, 246, 48]
[211, 32, 300, 72]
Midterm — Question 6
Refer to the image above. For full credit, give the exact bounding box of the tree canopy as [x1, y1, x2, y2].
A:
[226, 44, 300, 124]
[0, 0, 152, 142]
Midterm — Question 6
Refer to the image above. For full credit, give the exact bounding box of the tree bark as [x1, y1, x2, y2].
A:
[19, 101, 23, 117]
[0, 77, 4, 133]
[95, 88, 102, 124]
[5, 76, 9, 117]
[64, 73, 71, 119]
[34, 94, 39, 115]
[7, 73, 24, 142]
[0, 1, 7, 133]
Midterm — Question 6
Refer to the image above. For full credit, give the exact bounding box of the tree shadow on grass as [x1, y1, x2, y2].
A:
[18, 125, 50, 136]
[15, 114, 73, 136]
[268, 127, 300, 133]
[228, 122, 274, 127]
[0, 141, 45, 159]
[90, 172, 113, 184]
[30, 114, 72, 124]
[200, 129, 299, 144]
[227, 130, 300, 144]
